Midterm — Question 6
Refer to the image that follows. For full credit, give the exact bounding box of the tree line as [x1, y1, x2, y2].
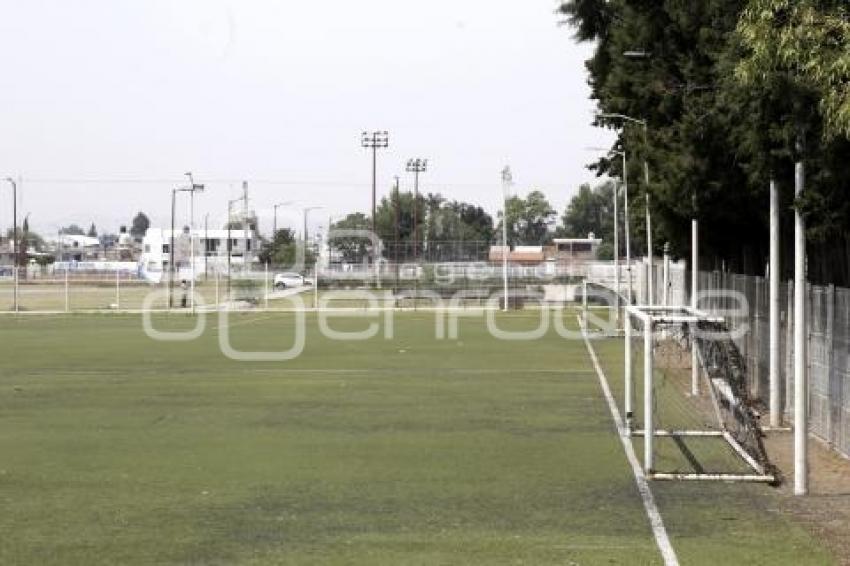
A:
[558, 0, 850, 285]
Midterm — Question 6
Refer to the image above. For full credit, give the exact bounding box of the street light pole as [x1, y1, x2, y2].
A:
[501, 166, 512, 311]
[598, 113, 652, 305]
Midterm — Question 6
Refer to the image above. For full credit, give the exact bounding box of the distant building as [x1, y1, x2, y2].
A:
[488, 234, 602, 268]
[549, 233, 603, 265]
[57, 233, 102, 262]
[139, 227, 258, 282]
[489, 245, 546, 265]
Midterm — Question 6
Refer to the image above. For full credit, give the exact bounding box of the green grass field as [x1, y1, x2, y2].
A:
[0, 311, 834, 564]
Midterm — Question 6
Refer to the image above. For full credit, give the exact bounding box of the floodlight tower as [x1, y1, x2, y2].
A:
[362, 131, 389, 236]
[405, 158, 428, 262]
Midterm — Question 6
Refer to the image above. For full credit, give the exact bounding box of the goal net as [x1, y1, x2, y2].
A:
[625, 305, 776, 483]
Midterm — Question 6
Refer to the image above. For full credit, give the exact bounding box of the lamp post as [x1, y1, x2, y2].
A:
[598, 113, 652, 305]
[501, 166, 512, 311]
[4, 177, 17, 312]
[587, 147, 632, 318]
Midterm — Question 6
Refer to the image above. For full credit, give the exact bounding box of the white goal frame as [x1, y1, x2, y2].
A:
[625, 304, 775, 483]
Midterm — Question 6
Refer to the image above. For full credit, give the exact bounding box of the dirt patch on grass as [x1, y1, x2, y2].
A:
[765, 434, 850, 565]
[656, 339, 850, 564]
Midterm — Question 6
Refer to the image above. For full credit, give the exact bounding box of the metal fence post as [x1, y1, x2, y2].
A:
[826, 284, 835, 446]
[785, 280, 794, 417]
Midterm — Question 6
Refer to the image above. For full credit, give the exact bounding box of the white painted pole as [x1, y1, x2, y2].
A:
[190, 191, 196, 314]
[769, 178, 781, 427]
[644, 151, 653, 306]
[691, 218, 699, 396]
[264, 261, 269, 309]
[644, 319, 654, 472]
[623, 152, 633, 306]
[582, 280, 588, 329]
[64, 267, 69, 312]
[501, 167, 512, 312]
[645, 194, 653, 306]
[793, 148, 808, 496]
[614, 181, 621, 327]
[13, 265, 19, 313]
[314, 263, 319, 309]
[662, 243, 669, 307]
[624, 312, 633, 431]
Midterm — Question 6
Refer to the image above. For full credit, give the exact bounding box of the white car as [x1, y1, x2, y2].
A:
[274, 272, 309, 290]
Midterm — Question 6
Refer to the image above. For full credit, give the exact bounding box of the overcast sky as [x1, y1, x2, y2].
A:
[0, 0, 612, 237]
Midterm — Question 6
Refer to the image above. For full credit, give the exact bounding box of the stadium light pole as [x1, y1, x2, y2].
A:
[501, 166, 513, 312]
[406, 159, 428, 263]
[4, 177, 18, 312]
[598, 113, 652, 306]
[362, 131, 389, 238]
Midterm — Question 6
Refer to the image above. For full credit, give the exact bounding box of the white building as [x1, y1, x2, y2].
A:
[139, 228, 259, 282]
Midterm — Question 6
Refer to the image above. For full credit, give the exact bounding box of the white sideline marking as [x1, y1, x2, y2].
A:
[579, 322, 680, 566]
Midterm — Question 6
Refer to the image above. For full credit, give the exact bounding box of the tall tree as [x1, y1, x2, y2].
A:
[130, 212, 150, 241]
[496, 190, 556, 246]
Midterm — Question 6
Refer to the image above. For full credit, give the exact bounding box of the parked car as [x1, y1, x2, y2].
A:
[274, 272, 310, 290]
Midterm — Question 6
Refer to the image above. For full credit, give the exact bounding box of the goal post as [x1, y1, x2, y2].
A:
[624, 304, 776, 483]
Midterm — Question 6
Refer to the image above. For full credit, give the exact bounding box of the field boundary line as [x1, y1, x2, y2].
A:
[579, 320, 680, 566]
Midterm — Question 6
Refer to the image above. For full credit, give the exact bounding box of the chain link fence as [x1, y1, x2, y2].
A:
[696, 271, 850, 459]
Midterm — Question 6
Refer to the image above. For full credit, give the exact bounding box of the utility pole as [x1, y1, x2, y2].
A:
[406, 158, 428, 263]
[362, 131, 389, 236]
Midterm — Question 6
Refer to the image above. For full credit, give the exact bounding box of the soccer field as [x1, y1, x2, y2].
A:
[0, 312, 834, 565]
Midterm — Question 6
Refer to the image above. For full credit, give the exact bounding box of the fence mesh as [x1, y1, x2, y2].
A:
[694, 271, 850, 459]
